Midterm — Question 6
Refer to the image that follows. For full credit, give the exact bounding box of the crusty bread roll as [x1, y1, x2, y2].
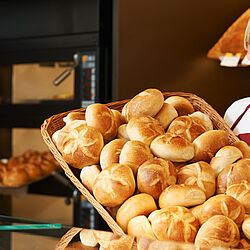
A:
[117, 124, 130, 141]
[177, 161, 216, 198]
[116, 193, 157, 232]
[127, 116, 165, 146]
[127, 215, 156, 240]
[137, 158, 177, 199]
[159, 184, 206, 208]
[150, 133, 195, 162]
[226, 180, 250, 213]
[122, 89, 164, 122]
[232, 140, 250, 158]
[167, 116, 207, 142]
[191, 130, 230, 162]
[2, 168, 29, 186]
[198, 194, 245, 227]
[85, 103, 117, 142]
[100, 139, 126, 170]
[119, 140, 153, 175]
[195, 215, 240, 248]
[80, 165, 101, 194]
[217, 158, 250, 194]
[111, 109, 125, 128]
[63, 111, 85, 124]
[242, 217, 250, 240]
[148, 206, 199, 243]
[188, 111, 213, 131]
[93, 164, 135, 207]
[210, 145, 243, 177]
[164, 96, 194, 116]
[189, 204, 202, 221]
[154, 103, 178, 129]
[54, 121, 104, 169]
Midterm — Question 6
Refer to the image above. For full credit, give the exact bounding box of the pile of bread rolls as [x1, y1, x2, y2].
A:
[52, 88, 250, 249]
[0, 150, 61, 187]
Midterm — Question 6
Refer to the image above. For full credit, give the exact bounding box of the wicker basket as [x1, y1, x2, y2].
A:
[41, 92, 239, 236]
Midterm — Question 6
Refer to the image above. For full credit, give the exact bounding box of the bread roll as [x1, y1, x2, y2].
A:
[198, 194, 245, 227]
[154, 103, 178, 129]
[80, 165, 101, 194]
[127, 116, 165, 146]
[195, 215, 240, 248]
[191, 130, 230, 162]
[63, 111, 85, 124]
[93, 164, 135, 207]
[85, 103, 117, 142]
[148, 206, 199, 243]
[189, 204, 202, 221]
[177, 161, 215, 198]
[127, 215, 156, 240]
[188, 111, 213, 131]
[226, 180, 250, 213]
[117, 124, 130, 141]
[100, 139, 126, 169]
[159, 184, 206, 208]
[116, 193, 157, 232]
[137, 158, 177, 199]
[210, 145, 243, 177]
[217, 158, 250, 194]
[122, 89, 164, 122]
[111, 109, 125, 128]
[167, 116, 207, 142]
[164, 96, 194, 116]
[2, 168, 29, 186]
[55, 121, 104, 169]
[119, 140, 153, 175]
[232, 140, 250, 158]
[150, 133, 195, 162]
[242, 217, 250, 240]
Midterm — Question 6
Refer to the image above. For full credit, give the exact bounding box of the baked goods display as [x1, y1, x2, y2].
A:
[0, 150, 60, 187]
[47, 88, 250, 249]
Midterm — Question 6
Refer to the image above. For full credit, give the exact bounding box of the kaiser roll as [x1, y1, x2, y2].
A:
[116, 193, 157, 232]
[121, 88, 164, 122]
[148, 206, 199, 243]
[177, 161, 216, 198]
[93, 164, 135, 207]
[158, 184, 206, 208]
[242, 217, 250, 240]
[137, 158, 177, 199]
[150, 133, 195, 162]
[189, 204, 203, 221]
[232, 140, 250, 158]
[195, 215, 240, 248]
[188, 111, 213, 131]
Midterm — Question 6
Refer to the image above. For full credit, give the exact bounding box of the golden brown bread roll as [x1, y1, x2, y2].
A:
[2, 168, 29, 186]
[159, 184, 206, 208]
[117, 124, 130, 141]
[195, 215, 240, 248]
[80, 165, 101, 194]
[54, 121, 104, 169]
[167, 116, 207, 142]
[111, 109, 125, 128]
[63, 111, 85, 124]
[232, 140, 250, 158]
[189, 204, 202, 221]
[85, 103, 117, 142]
[217, 158, 250, 194]
[100, 139, 126, 170]
[126, 116, 165, 146]
[226, 180, 250, 213]
[148, 206, 199, 243]
[93, 164, 135, 207]
[150, 133, 195, 162]
[164, 96, 194, 116]
[127, 215, 156, 240]
[116, 193, 157, 232]
[119, 140, 153, 175]
[210, 145, 243, 177]
[198, 194, 245, 227]
[188, 111, 213, 131]
[137, 158, 177, 199]
[191, 130, 231, 162]
[154, 103, 178, 129]
[242, 217, 250, 240]
[122, 89, 164, 122]
[177, 161, 216, 198]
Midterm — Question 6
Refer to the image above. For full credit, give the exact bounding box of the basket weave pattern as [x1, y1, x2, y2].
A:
[41, 92, 238, 236]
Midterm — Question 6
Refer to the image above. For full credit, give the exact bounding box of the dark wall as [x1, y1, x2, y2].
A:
[118, 0, 250, 115]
